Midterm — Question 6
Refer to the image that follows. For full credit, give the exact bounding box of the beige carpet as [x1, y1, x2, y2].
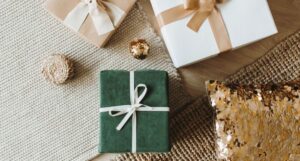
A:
[118, 31, 300, 160]
[0, 1, 192, 160]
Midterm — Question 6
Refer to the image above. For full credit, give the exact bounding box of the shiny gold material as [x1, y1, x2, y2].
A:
[206, 81, 300, 161]
[129, 39, 150, 60]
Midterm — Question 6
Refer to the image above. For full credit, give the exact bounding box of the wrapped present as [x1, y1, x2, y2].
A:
[99, 70, 170, 153]
[44, 0, 136, 47]
[150, 0, 278, 68]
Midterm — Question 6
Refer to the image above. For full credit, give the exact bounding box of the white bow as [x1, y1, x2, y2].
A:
[108, 84, 151, 130]
[64, 0, 125, 35]
[99, 71, 169, 152]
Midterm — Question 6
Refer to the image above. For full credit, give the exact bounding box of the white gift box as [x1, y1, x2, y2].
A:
[150, 0, 278, 68]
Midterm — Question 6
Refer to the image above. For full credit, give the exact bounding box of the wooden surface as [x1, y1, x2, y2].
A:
[94, 1, 300, 160]
[140, 0, 300, 97]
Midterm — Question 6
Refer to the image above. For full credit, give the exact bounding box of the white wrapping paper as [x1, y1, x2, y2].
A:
[150, 0, 277, 68]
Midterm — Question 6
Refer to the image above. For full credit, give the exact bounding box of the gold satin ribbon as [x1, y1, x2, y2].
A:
[157, 0, 232, 52]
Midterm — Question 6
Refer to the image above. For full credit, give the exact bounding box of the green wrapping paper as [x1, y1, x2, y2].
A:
[99, 70, 170, 153]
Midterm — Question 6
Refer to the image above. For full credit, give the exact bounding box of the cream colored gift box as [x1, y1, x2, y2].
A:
[150, 0, 278, 68]
[44, 0, 136, 47]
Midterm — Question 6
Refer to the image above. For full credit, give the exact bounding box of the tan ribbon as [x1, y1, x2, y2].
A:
[157, 0, 232, 52]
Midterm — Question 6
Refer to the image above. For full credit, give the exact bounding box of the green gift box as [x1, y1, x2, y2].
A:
[99, 70, 170, 153]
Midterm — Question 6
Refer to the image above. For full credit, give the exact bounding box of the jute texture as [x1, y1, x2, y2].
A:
[0, 1, 191, 160]
[118, 31, 300, 160]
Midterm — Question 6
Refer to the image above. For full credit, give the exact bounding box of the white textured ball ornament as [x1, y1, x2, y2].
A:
[42, 54, 74, 84]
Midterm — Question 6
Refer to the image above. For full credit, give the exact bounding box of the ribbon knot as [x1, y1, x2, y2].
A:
[64, 0, 125, 35]
[157, 0, 232, 53]
[185, 0, 224, 32]
[109, 84, 149, 131]
[84, 0, 106, 11]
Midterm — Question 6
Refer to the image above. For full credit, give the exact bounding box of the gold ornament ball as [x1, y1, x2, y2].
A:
[129, 39, 150, 60]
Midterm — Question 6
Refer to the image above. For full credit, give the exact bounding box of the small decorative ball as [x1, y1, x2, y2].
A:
[42, 54, 74, 84]
[129, 39, 150, 60]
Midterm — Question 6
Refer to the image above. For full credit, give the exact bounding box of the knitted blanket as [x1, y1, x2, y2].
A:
[0, 1, 191, 160]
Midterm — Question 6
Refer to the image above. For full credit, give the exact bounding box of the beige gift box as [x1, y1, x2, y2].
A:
[44, 0, 136, 47]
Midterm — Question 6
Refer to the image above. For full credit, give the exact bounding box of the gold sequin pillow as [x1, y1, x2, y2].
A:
[206, 81, 300, 161]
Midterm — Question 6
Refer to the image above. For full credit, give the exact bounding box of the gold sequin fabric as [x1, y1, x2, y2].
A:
[206, 80, 300, 161]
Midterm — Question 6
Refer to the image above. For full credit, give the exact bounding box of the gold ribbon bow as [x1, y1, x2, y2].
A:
[157, 0, 232, 52]
[185, 0, 222, 32]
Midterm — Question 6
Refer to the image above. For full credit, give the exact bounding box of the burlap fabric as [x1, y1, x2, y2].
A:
[118, 31, 300, 160]
[0, 1, 192, 160]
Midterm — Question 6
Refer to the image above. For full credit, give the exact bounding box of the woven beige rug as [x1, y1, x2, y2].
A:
[118, 31, 300, 160]
[0, 1, 192, 160]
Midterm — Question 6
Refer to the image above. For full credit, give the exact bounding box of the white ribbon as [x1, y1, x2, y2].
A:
[64, 0, 125, 35]
[99, 71, 169, 152]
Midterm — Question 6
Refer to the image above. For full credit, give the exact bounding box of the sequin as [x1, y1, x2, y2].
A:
[206, 80, 300, 161]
